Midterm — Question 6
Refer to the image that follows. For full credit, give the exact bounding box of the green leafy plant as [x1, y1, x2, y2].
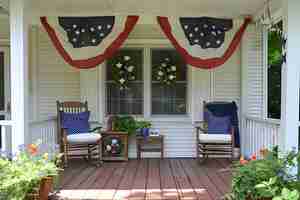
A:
[255, 177, 300, 200]
[227, 147, 300, 200]
[135, 120, 152, 129]
[273, 188, 299, 200]
[112, 116, 152, 136]
[0, 142, 62, 200]
[113, 116, 138, 136]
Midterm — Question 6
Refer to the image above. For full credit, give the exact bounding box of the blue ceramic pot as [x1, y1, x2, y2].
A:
[142, 128, 150, 138]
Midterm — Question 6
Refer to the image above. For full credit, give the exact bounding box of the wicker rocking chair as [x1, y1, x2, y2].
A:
[57, 101, 103, 167]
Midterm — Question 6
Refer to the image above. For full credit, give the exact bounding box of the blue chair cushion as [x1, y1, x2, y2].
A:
[207, 112, 231, 134]
[61, 111, 90, 135]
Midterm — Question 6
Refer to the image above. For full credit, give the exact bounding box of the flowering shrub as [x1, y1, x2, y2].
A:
[226, 147, 300, 200]
[0, 142, 62, 200]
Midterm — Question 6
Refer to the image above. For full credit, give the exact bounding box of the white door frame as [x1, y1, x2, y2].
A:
[0, 46, 10, 120]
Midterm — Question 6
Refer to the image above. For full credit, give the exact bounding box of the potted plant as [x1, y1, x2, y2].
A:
[226, 147, 300, 200]
[136, 120, 152, 137]
[113, 116, 138, 136]
[0, 141, 62, 200]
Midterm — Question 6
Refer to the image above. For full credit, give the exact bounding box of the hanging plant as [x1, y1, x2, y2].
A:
[153, 57, 177, 86]
[112, 55, 136, 90]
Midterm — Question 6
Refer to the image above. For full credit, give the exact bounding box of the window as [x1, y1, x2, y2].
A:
[151, 49, 187, 115]
[106, 49, 143, 115]
[267, 21, 282, 119]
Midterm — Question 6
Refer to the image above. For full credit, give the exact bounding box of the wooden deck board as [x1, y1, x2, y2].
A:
[146, 159, 162, 200]
[170, 159, 197, 200]
[114, 160, 139, 200]
[179, 160, 212, 200]
[160, 159, 179, 200]
[129, 159, 148, 200]
[52, 158, 232, 200]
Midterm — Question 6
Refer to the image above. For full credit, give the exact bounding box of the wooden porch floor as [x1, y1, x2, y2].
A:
[52, 158, 232, 200]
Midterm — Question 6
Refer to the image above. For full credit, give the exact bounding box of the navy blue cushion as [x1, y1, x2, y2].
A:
[206, 111, 231, 134]
[61, 111, 90, 135]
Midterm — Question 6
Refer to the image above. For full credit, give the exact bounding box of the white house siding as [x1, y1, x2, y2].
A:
[213, 49, 241, 107]
[242, 24, 265, 118]
[0, 17, 9, 40]
[36, 28, 81, 119]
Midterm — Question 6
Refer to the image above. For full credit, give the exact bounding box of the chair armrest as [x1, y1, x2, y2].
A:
[194, 121, 208, 134]
[89, 121, 103, 133]
[90, 126, 102, 133]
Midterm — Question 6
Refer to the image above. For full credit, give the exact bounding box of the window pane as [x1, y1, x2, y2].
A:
[106, 49, 143, 115]
[0, 52, 4, 111]
[151, 49, 187, 115]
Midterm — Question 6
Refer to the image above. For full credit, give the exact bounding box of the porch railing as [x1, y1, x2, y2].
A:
[242, 116, 280, 158]
[0, 121, 13, 157]
[29, 117, 58, 155]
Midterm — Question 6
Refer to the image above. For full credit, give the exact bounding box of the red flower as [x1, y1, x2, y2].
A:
[28, 144, 38, 155]
[250, 154, 257, 160]
[240, 156, 248, 165]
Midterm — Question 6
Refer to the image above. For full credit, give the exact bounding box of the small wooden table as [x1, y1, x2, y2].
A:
[136, 135, 164, 159]
[101, 131, 128, 161]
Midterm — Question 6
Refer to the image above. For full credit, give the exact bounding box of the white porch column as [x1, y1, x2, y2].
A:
[280, 0, 300, 153]
[9, 0, 30, 154]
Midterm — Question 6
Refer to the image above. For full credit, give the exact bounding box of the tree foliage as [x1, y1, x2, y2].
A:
[268, 21, 282, 119]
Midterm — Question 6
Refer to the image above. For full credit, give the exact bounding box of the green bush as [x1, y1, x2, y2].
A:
[227, 147, 300, 200]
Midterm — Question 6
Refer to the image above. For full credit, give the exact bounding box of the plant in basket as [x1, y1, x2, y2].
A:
[226, 146, 300, 200]
[0, 141, 62, 200]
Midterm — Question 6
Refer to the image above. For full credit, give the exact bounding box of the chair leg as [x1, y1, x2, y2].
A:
[88, 145, 91, 162]
[63, 142, 68, 168]
[98, 141, 103, 166]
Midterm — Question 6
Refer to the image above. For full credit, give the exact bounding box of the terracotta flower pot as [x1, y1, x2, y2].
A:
[39, 176, 54, 200]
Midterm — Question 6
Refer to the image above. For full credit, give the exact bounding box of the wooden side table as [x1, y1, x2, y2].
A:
[101, 131, 128, 161]
[136, 135, 164, 159]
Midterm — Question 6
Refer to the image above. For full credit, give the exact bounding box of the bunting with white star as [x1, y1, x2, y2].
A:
[157, 16, 251, 69]
[40, 16, 139, 69]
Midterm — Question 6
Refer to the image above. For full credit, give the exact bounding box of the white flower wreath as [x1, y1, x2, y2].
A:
[154, 57, 177, 85]
[112, 55, 136, 90]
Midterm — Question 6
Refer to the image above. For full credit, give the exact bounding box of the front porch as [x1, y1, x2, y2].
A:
[53, 158, 231, 200]
[1, 0, 300, 199]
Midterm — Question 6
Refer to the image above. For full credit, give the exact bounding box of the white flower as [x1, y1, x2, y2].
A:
[171, 66, 176, 71]
[127, 65, 135, 72]
[165, 58, 170, 61]
[124, 56, 131, 61]
[158, 71, 164, 76]
[106, 145, 112, 151]
[169, 75, 175, 80]
[161, 63, 167, 67]
[112, 139, 118, 145]
[116, 62, 122, 68]
[119, 78, 125, 84]
[130, 76, 135, 80]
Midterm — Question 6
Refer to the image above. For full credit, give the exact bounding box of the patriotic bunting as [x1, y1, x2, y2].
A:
[40, 16, 139, 69]
[157, 16, 251, 69]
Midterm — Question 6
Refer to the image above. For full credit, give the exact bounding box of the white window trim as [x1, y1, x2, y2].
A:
[102, 41, 191, 120]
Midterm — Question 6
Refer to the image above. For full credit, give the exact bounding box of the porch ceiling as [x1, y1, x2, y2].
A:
[29, 0, 266, 19]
